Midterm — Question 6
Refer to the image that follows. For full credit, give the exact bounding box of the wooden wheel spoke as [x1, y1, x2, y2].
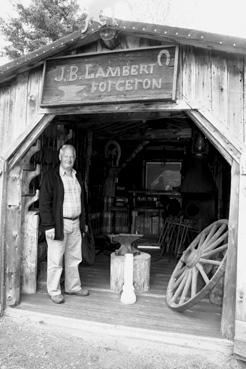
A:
[208, 224, 226, 244]
[171, 271, 188, 302]
[202, 243, 228, 258]
[201, 224, 226, 251]
[196, 262, 210, 285]
[174, 265, 186, 278]
[197, 232, 206, 249]
[189, 236, 200, 251]
[173, 269, 186, 289]
[199, 258, 221, 266]
[203, 231, 228, 253]
[180, 270, 192, 304]
[191, 267, 198, 297]
[201, 224, 217, 249]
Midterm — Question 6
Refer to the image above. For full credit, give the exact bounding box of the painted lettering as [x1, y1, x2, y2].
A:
[122, 65, 130, 76]
[134, 79, 142, 90]
[95, 67, 106, 78]
[148, 63, 155, 74]
[157, 49, 171, 66]
[130, 65, 139, 75]
[142, 79, 151, 89]
[139, 64, 149, 74]
[106, 66, 121, 77]
[85, 64, 94, 79]
[68, 65, 79, 82]
[107, 80, 114, 91]
[54, 66, 66, 82]
[99, 81, 107, 92]
[125, 79, 134, 90]
[152, 78, 162, 89]
[76, 76, 164, 96]
[91, 81, 98, 93]
[116, 80, 124, 91]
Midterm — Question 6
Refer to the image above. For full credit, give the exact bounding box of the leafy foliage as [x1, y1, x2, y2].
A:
[0, 0, 86, 58]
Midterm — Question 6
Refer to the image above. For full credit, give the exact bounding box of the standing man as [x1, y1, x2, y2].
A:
[39, 144, 89, 304]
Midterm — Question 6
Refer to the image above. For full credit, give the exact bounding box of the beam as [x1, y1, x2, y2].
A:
[187, 109, 242, 165]
[234, 151, 246, 360]
[3, 114, 55, 169]
[0, 158, 7, 315]
[39, 100, 193, 116]
[221, 161, 239, 339]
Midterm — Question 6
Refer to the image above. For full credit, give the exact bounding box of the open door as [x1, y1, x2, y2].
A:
[0, 158, 7, 316]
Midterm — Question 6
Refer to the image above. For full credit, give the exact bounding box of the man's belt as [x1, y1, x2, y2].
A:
[63, 216, 80, 220]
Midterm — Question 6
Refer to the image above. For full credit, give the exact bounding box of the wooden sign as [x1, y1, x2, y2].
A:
[41, 46, 178, 107]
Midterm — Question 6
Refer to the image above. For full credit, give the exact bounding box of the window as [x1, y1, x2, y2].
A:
[145, 161, 181, 191]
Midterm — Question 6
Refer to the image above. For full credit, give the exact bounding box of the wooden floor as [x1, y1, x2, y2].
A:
[17, 250, 222, 339]
[79, 249, 177, 296]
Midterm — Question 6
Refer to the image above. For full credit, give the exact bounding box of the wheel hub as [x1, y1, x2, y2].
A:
[183, 249, 200, 268]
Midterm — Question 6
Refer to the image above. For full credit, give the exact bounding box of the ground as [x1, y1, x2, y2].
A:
[0, 315, 246, 369]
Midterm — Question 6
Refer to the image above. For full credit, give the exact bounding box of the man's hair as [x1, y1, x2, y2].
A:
[59, 144, 76, 159]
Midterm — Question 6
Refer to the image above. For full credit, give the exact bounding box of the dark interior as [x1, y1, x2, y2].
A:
[31, 111, 231, 290]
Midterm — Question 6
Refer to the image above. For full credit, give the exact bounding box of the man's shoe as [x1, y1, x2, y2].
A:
[65, 287, 89, 296]
[50, 294, 65, 304]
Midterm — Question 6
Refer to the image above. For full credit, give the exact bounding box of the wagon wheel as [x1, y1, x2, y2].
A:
[166, 219, 228, 312]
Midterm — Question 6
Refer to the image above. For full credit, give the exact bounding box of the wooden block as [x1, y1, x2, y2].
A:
[110, 252, 151, 294]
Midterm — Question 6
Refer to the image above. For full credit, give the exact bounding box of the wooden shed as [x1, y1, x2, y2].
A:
[0, 17, 246, 360]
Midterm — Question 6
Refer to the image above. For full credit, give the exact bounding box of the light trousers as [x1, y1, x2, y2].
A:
[46, 218, 82, 296]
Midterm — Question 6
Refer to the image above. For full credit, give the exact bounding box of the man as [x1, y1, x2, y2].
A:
[39, 144, 89, 304]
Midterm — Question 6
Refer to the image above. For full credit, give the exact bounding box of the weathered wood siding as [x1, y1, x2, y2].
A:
[0, 66, 43, 156]
[180, 46, 245, 142]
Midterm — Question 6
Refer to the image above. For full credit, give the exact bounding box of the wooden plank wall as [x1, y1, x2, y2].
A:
[0, 66, 43, 305]
[0, 66, 43, 156]
[181, 46, 245, 142]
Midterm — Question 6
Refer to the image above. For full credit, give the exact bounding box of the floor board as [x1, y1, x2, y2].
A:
[20, 250, 222, 339]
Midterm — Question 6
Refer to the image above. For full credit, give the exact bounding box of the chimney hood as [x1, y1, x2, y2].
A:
[181, 132, 217, 194]
[181, 156, 217, 194]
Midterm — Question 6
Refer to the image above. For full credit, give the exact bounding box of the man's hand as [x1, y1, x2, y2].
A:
[45, 228, 55, 240]
[85, 224, 88, 233]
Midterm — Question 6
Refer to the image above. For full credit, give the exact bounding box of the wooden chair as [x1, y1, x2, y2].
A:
[159, 216, 199, 258]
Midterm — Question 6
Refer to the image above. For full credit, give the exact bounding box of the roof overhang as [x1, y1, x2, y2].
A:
[1, 17, 246, 84]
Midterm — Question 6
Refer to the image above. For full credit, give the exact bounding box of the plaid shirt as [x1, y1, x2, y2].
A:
[60, 166, 81, 218]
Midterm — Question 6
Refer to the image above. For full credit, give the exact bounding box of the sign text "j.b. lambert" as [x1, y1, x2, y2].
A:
[41, 46, 177, 106]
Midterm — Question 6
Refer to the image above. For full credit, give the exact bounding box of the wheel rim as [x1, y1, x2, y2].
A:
[166, 219, 228, 311]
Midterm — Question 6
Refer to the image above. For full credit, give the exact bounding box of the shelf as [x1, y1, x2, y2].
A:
[129, 189, 181, 197]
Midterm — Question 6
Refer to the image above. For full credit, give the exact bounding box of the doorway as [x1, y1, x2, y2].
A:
[19, 110, 230, 330]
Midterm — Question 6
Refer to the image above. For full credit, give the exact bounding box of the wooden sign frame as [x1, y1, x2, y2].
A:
[40, 45, 179, 107]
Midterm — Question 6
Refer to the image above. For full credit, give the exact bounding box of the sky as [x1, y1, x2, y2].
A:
[1, 0, 246, 65]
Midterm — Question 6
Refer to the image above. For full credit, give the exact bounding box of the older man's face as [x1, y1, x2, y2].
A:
[60, 147, 75, 171]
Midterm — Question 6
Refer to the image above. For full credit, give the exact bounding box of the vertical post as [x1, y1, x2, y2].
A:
[221, 160, 239, 339]
[234, 152, 246, 359]
[21, 191, 39, 294]
[5, 164, 23, 306]
[0, 158, 7, 315]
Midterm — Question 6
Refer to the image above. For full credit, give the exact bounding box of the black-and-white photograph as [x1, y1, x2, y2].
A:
[0, 1, 246, 368]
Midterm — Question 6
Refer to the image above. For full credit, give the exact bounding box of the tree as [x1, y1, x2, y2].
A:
[0, 0, 86, 58]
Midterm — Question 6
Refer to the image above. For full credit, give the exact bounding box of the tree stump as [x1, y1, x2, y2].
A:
[110, 252, 151, 293]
